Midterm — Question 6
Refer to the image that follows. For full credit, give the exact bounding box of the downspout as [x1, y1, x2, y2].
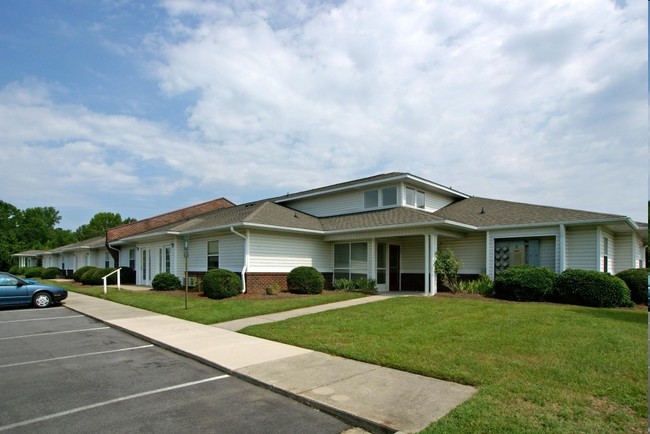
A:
[230, 227, 249, 293]
[106, 240, 121, 268]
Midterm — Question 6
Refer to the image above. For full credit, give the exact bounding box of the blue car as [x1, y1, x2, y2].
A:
[0, 272, 68, 308]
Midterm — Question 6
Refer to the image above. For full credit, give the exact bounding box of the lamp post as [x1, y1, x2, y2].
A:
[184, 235, 189, 310]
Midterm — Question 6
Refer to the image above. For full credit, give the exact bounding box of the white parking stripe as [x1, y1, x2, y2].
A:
[0, 315, 84, 324]
[0, 375, 231, 432]
[0, 327, 109, 340]
[0, 344, 155, 369]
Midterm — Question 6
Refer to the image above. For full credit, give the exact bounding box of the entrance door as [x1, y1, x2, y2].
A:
[389, 245, 400, 292]
[141, 249, 152, 286]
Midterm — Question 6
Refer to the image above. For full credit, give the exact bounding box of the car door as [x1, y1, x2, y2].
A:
[0, 275, 29, 306]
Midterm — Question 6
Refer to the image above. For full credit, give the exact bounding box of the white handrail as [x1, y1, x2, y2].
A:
[103, 268, 122, 294]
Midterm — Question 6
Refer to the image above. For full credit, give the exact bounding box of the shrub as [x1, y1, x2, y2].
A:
[80, 268, 116, 286]
[74, 266, 97, 282]
[203, 269, 242, 299]
[265, 283, 281, 295]
[8, 265, 21, 275]
[333, 278, 354, 290]
[435, 248, 462, 292]
[555, 269, 633, 308]
[493, 265, 556, 302]
[287, 266, 324, 294]
[119, 266, 136, 284]
[24, 267, 44, 278]
[352, 277, 377, 292]
[151, 272, 182, 291]
[41, 267, 60, 279]
[464, 275, 494, 296]
[615, 268, 648, 305]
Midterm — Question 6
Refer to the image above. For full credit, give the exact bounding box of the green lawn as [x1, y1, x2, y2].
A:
[241, 296, 648, 433]
[56, 282, 365, 324]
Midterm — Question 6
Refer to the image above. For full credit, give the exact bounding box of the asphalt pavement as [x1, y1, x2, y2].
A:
[63, 291, 476, 434]
[0, 305, 354, 434]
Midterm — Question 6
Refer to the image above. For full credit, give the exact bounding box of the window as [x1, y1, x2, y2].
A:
[104, 252, 110, 268]
[376, 243, 387, 285]
[364, 186, 398, 209]
[165, 247, 171, 273]
[142, 250, 147, 281]
[207, 241, 219, 270]
[603, 238, 609, 273]
[381, 187, 397, 206]
[364, 190, 379, 208]
[129, 249, 136, 269]
[405, 187, 425, 209]
[334, 243, 368, 280]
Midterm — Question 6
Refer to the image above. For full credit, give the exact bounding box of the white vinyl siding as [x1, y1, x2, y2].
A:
[285, 183, 456, 216]
[614, 234, 633, 273]
[439, 233, 487, 275]
[566, 227, 597, 270]
[187, 234, 244, 273]
[249, 231, 330, 272]
[539, 238, 556, 270]
[487, 227, 560, 277]
[400, 237, 424, 273]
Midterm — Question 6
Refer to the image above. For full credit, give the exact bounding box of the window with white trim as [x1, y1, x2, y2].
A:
[334, 243, 368, 281]
[363, 186, 398, 209]
[207, 241, 219, 270]
[405, 187, 425, 209]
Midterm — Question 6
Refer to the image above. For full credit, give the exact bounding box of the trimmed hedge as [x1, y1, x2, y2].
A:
[493, 265, 556, 302]
[119, 266, 136, 284]
[287, 266, 324, 294]
[555, 269, 633, 308]
[203, 269, 241, 300]
[41, 267, 60, 279]
[615, 268, 648, 305]
[8, 265, 22, 275]
[151, 272, 181, 291]
[74, 266, 97, 282]
[80, 268, 117, 285]
[24, 267, 44, 278]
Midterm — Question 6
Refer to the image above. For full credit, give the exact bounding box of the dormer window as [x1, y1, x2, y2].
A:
[406, 187, 425, 209]
[364, 186, 398, 209]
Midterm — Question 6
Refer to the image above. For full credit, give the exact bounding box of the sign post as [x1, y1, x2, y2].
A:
[184, 235, 189, 310]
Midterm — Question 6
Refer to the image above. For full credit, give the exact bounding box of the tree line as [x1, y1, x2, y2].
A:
[0, 200, 135, 270]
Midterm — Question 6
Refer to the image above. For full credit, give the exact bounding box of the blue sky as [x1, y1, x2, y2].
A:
[0, 0, 646, 230]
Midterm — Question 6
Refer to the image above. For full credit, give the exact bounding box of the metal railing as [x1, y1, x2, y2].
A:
[102, 268, 122, 294]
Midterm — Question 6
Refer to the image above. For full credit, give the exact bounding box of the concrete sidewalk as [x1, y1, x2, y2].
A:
[63, 292, 476, 434]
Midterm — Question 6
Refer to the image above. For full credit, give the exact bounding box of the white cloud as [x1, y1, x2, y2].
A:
[0, 0, 646, 226]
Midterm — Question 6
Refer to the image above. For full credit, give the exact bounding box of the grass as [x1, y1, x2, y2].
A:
[54, 281, 365, 324]
[241, 296, 648, 433]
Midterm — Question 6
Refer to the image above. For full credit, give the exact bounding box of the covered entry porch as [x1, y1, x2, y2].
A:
[325, 228, 467, 295]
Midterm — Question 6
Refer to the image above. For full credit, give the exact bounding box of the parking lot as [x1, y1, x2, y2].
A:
[0, 305, 352, 433]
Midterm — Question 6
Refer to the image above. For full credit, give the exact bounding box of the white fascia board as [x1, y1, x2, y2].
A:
[324, 220, 476, 236]
[180, 222, 325, 236]
[274, 174, 469, 203]
[478, 217, 633, 232]
[403, 174, 470, 198]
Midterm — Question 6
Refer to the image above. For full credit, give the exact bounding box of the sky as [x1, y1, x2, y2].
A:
[0, 0, 647, 230]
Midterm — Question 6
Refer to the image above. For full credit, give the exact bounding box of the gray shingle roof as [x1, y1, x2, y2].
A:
[120, 201, 323, 238]
[433, 197, 626, 228]
[321, 207, 446, 231]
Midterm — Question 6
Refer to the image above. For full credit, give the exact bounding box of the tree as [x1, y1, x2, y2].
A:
[75, 212, 136, 240]
[15, 207, 62, 249]
[0, 201, 20, 270]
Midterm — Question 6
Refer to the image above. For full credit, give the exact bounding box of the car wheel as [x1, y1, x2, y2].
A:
[33, 292, 52, 308]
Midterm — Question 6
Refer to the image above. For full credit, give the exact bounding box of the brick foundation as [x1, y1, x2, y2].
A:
[244, 272, 334, 294]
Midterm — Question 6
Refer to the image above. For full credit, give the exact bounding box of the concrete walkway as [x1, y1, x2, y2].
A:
[63, 292, 476, 434]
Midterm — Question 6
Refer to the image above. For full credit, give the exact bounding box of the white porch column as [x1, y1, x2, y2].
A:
[424, 235, 430, 295]
[558, 224, 566, 273]
[426, 234, 438, 296]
